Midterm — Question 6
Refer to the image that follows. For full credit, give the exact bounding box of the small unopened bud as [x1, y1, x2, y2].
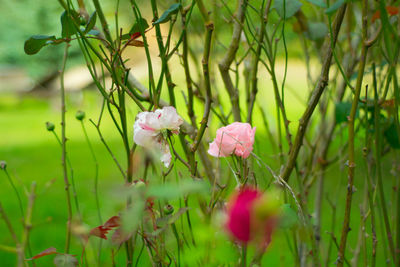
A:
[46, 122, 55, 132]
[133, 180, 146, 189]
[163, 204, 174, 215]
[0, 160, 7, 170]
[79, 17, 87, 25]
[75, 110, 86, 121]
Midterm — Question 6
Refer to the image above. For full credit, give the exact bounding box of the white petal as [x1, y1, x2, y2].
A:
[133, 116, 158, 147]
[156, 138, 172, 168]
[133, 129, 157, 147]
[136, 111, 161, 131]
[158, 106, 183, 132]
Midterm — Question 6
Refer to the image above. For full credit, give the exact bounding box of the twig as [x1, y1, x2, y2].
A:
[20, 182, 36, 267]
[280, 5, 347, 182]
[89, 119, 127, 180]
[60, 43, 73, 254]
[218, 0, 248, 122]
[246, 0, 271, 123]
[337, 1, 368, 264]
[191, 20, 214, 153]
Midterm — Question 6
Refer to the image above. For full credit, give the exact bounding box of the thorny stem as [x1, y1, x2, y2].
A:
[337, 1, 368, 264]
[51, 130, 82, 223]
[20, 183, 36, 267]
[92, 0, 114, 47]
[60, 43, 73, 254]
[280, 5, 347, 182]
[181, 4, 197, 127]
[218, 0, 248, 122]
[191, 21, 214, 153]
[246, 0, 270, 124]
[372, 73, 397, 265]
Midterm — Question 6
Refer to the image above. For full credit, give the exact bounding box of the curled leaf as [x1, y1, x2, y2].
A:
[26, 247, 58, 260]
[153, 3, 181, 25]
[89, 225, 110, 239]
[89, 215, 121, 240]
[84, 11, 97, 34]
[127, 40, 145, 47]
[104, 216, 121, 228]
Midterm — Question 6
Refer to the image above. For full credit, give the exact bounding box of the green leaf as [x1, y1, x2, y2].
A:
[61, 11, 78, 38]
[153, 3, 181, 25]
[24, 35, 56, 55]
[84, 11, 97, 34]
[274, 0, 303, 19]
[306, 22, 328, 40]
[131, 18, 149, 33]
[86, 29, 100, 36]
[335, 102, 352, 124]
[121, 18, 149, 40]
[53, 254, 78, 267]
[384, 121, 400, 149]
[306, 0, 327, 8]
[325, 0, 345, 14]
[280, 204, 298, 229]
[153, 208, 189, 236]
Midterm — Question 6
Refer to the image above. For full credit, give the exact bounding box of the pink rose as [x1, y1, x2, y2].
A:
[226, 187, 278, 248]
[208, 122, 256, 158]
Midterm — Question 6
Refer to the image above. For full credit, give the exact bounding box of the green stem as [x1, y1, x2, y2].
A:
[171, 223, 181, 267]
[92, 0, 114, 47]
[241, 244, 247, 267]
[2, 169, 24, 218]
[373, 79, 396, 265]
[280, 5, 347, 182]
[80, 121, 102, 224]
[337, 1, 368, 264]
[60, 43, 72, 254]
[191, 21, 214, 153]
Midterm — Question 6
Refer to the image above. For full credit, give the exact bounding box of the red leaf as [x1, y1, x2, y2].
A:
[89, 225, 109, 239]
[130, 32, 141, 40]
[127, 40, 145, 47]
[372, 6, 399, 23]
[89, 215, 121, 240]
[387, 6, 399, 15]
[26, 247, 58, 260]
[104, 216, 121, 228]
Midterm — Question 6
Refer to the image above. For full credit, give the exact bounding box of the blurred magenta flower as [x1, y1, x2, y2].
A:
[133, 106, 183, 167]
[208, 122, 256, 158]
[226, 187, 279, 248]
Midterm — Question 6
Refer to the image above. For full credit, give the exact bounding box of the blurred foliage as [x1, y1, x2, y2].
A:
[0, 1, 64, 78]
[2, 0, 323, 80]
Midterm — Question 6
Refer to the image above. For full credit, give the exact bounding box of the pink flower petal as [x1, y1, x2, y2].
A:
[208, 122, 256, 158]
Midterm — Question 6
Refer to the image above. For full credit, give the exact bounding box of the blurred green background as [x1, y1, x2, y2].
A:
[0, 0, 397, 266]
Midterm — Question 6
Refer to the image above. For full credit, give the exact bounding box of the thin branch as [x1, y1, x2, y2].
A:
[280, 5, 347, 182]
